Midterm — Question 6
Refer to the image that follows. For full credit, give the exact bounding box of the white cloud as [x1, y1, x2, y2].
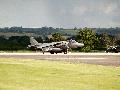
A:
[103, 4, 117, 14]
[72, 6, 88, 16]
[0, 0, 120, 28]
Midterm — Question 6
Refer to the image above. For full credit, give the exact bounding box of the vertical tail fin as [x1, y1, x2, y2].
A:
[30, 37, 39, 45]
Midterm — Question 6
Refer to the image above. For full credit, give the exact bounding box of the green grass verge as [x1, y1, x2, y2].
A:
[0, 58, 120, 90]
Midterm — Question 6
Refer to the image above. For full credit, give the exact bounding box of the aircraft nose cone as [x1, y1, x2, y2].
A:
[77, 43, 84, 47]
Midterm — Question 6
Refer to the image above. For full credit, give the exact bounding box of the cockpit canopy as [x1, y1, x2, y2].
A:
[69, 39, 77, 43]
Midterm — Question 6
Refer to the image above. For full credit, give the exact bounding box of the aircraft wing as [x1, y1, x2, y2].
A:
[37, 42, 62, 49]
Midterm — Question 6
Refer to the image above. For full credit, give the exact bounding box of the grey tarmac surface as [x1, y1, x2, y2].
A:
[0, 52, 120, 66]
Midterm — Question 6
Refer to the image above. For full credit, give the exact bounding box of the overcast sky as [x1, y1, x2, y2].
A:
[0, 0, 120, 28]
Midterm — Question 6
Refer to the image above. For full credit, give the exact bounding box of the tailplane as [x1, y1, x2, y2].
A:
[30, 37, 39, 45]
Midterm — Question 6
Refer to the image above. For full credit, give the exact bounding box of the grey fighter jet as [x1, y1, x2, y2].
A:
[28, 37, 84, 54]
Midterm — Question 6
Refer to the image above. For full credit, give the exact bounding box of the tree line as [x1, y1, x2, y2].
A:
[0, 36, 29, 51]
[0, 27, 120, 52]
[0, 26, 120, 37]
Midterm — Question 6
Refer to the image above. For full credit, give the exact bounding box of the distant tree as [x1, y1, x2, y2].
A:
[99, 33, 112, 48]
[18, 36, 30, 47]
[115, 40, 120, 46]
[0, 36, 8, 50]
[44, 37, 53, 43]
[109, 35, 117, 46]
[8, 36, 29, 50]
[77, 27, 98, 52]
[35, 36, 43, 43]
[74, 27, 77, 30]
[52, 33, 65, 42]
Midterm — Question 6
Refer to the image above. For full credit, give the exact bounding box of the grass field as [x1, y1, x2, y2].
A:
[0, 58, 120, 90]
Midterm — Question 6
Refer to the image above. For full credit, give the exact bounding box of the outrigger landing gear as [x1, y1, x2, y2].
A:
[42, 51, 44, 54]
[42, 49, 45, 54]
[63, 49, 67, 54]
[64, 52, 67, 54]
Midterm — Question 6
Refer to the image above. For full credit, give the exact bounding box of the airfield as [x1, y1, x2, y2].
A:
[0, 52, 120, 66]
[0, 52, 120, 90]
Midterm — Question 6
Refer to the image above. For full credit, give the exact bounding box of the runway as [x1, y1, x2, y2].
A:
[0, 53, 120, 66]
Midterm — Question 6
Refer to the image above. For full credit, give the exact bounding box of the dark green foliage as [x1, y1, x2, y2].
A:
[35, 36, 43, 43]
[0, 27, 61, 38]
[0, 36, 8, 50]
[95, 27, 120, 35]
[77, 27, 98, 52]
[76, 27, 120, 52]
[0, 26, 120, 52]
[51, 33, 66, 42]
[97, 33, 117, 50]
[0, 27, 120, 39]
[44, 37, 53, 43]
[0, 36, 29, 50]
[115, 40, 120, 46]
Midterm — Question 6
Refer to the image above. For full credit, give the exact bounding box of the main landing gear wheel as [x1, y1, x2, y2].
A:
[50, 51, 54, 54]
[64, 52, 67, 54]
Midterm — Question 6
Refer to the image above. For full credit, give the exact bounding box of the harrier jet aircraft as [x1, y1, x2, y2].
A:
[28, 37, 84, 54]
